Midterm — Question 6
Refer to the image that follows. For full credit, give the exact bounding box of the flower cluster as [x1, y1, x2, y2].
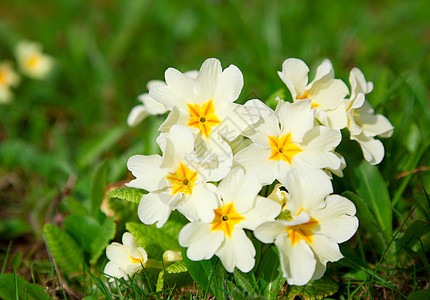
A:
[115, 57, 393, 285]
[0, 40, 53, 104]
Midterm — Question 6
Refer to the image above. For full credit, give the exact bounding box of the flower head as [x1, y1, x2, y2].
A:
[104, 232, 148, 281]
[0, 61, 20, 103]
[254, 170, 358, 286]
[346, 68, 394, 164]
[15, 41, 53, 79]
[179, 168, 281, 272]
[278, 58, 349, 130]
[234, 99, 342, 185]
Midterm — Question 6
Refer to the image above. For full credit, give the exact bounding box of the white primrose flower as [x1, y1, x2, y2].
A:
[278, 58, 349, 130]
[234, 99, 342, 186]
[128, 71, 199, 127]
[15, 40, 53, 79]
[254, 170, 358, 286]
[0, 61, 20, 103]
[104, 232, 148, 282]
[149, 58, 258, 155]
[346, 68, 394, 165]
[127, 125, 231, 227]
[179, 168, 281, 273]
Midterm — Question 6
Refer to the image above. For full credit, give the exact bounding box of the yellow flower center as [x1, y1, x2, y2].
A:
[286, 210, 319, 246]
[0, 71, 6, 86]
[211, 202, 245, 238]
[187, 99, 222, 139]
[296, 92, 319, 109]
[26, 54, 41, 69]
[166, 163, 198, 195]
[129, 255, 144, 264]
[268, 133, 302, 164]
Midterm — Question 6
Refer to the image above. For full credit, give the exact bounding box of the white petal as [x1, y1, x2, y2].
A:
[278, 100, 315, 141]
[122, 232, 136, 248]
[297, 170, 333, 213]
[254, 221, 286, 244]
[244, 99, 280, 145]
[275, 234, 316, 286]
[213, 64, 243, 107]
[158, 106, 188, 134]
[194, 58, 222, 102]
[140, 94, 167, 115]
[309, 79, 349, 110]
[161, 125, 195, 169]
[104, 261, 125, 281]
[312, 195, 358, 243]
[218, 168, 261, 212]
[310, 234, 343, 280]
[351, 134, 385, 165]
[126, 155, 168, 191]
[294, 151, 341, 173]
[311, 59, 334, 84]
[127, 105, 149, 127]
[301, 126, 341, 151]
[358, 111, 394, 138]
[179, 222, 224, 260]
[278, 58, 309, 98]
[234, 144, 278, 185]
[138, 192, 173, 228]
[217, 103, 259, 141]
[240, 196, 282, 230]
[149, 83, 182, 111]
[165, 68, 194, 99]
[325, 102, 348, 130]
[177, 184, 218, 222]
[282, 211, 311, 226]
[106, 243, 131, 265]
[216, 229, 256, 273]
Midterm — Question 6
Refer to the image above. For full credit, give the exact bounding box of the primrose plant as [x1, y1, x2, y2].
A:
[105, 58, 393, 290]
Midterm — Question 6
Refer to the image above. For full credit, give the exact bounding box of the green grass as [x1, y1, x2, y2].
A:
[0, 0, 429, 299]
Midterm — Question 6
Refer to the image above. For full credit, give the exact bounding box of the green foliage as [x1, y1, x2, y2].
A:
[90, 161, 109, 222]
[42, 224, 83, 277]
[256, 246, 284, 299]
[0, 273, 51, 300]
[352, 161, 393, 239]
[109, 187, 146, 204]
[156, 260, 189, 292]
[126, 220, 182, 259]
[285, 277, 339, 300]
[0, 219, 31, 241]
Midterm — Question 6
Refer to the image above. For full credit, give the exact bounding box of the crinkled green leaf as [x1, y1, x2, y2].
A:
[353, 161, 392, 238]
[343, 191, 386, 254]
[234, 269, 258, 297]
[396, 221, 430, 251]
[108, 187, 146, 204]
[90, 217, 116, 264]
[126, 220, 182, 259]
[156, 260, 189, 292]
[42, 224, 83, 276]
[286, 277, 339, 300]
[0, 273, 51, 300]
[107, 195, 139, 222]
[182, 248, 214, 294]
[257, 246, 284, 299]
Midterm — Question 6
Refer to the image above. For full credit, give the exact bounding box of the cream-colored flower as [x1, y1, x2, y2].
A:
[163, 250, 183, 263]
[0, 61, 20, 103]
[104, 232, 147, 281]
[346, 68, 394, 165]
[179, 168, 281, 273]
[15, 40, 53, 79]
[234, 99, 342, 186]
[278, 58, 349, 130]
[254, 170, 358, 286]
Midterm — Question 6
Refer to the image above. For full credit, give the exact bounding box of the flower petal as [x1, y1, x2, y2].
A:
[138, 192, 173, 228]
[278, 100, 315, 142]
[126, 155, 168, 191]
[254, 221, 286, 244]
[194, 58, 222, 102]
[179, 222, 224, 260]
[213, 64, 243, 107]
[216, 229, 256, 273]
[278, 58, 309, 98]
[240, 196, 282, 230]
[127, 105, 149, 127]
[177, 184, 218, 222]
[351, 134, 385, 165]
[104, 261, 125, 281]
[217, 103, 259, 141]
[309, 234, 343, 280]
[244, 99, 280, 145]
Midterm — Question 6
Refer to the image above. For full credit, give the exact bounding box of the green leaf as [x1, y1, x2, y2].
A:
[65, 197, 89, 216]
[0, 273, 51, 300]
[285, 277, 339, 300]
[352, 161, 392, 238]
[108, 187, 146, 204]
[63, 215, 116, 264]
[257, 246, 283, 298]
[342, 191, 386, 254]
[42, 224, 83, 276]
[396, 221, 430, 251]
[126, 221, 182, 259]
[0, 219, 32, 240]
[408, 289, 430, 300]
[234, 269, 258, 297]
[90, 217, 116, 264]
[156, 260, 189, 292]
[90, 161, 108, 221]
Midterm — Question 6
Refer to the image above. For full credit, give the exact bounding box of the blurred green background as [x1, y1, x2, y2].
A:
[0, 0, 429, 297]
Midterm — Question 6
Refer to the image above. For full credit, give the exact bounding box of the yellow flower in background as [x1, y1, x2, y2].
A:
[16, 40, 54, 80]
[0, 61, 20, 103]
